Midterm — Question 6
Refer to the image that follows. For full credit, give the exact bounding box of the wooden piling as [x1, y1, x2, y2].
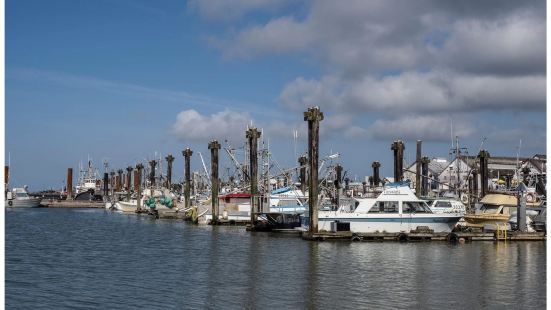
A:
[117, 169, 123, 192]
[304, 106, 324, 235]
[208, 140, 221, 224]
[298, 155, 308, 193]
[391, 140, 405, 182]
[334, 164, 342, 209]
[126, 166, 133, 200]
[103, 172, 109, 197]
[165, 154, 174, 188]
[67, 168, 73, 200]
[149, 160, 156, 187]
[4, 166, 9, 190]
[246, 127, 261, 223]
[478, 150, 489, 197]
[415, 140, 422, 196]
[372, 161, 381, 186]
[135, 164, 144, 212]
[182, 148, 193, 211]
[421, 156, 430, 196]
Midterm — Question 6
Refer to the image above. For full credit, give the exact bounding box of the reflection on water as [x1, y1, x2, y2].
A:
[6, 208, 546, 309]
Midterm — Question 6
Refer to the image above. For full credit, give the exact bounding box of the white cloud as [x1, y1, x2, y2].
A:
[280, 71, 546, 114]
[172, 109, 252, 142]
[367, 115, 474, 142]
[189, 0, 294, 22]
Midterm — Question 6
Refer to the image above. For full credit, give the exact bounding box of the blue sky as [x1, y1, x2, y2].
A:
[6, 0, 546, 189]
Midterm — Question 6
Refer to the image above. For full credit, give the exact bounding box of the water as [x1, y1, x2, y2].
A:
[6, 208, 546, 309]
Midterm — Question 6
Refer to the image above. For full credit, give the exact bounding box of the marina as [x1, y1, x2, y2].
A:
[5, 1, 548, 309]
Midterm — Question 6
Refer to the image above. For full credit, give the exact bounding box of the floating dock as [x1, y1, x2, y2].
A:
[300, 231, 546, 242]
[41, 200, 104, 208]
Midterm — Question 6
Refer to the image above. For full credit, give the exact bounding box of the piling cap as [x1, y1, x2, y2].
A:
[303, 106, 324, 121]
[182, 148, 193, 157]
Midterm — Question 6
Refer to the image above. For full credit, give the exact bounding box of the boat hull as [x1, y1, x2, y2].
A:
[7, 197, 42, 208]
[311, 213, 462, 233]
[115, 201, 137, 212]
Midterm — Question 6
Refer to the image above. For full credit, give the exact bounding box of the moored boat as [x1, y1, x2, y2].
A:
[6, 187, 42, 208]
[308, 182, 463, 233]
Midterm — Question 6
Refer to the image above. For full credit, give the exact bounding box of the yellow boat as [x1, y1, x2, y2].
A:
[463, 194, 538, 228]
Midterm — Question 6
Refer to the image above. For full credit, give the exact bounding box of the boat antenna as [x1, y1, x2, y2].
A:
[450, 118, 454, 149]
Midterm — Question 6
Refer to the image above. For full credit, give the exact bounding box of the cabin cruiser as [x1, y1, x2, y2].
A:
[306, 182, 463, 233]
[425, 198, 466, 214]
[463, 194, 524, 228]
[6, 187, 42, 208]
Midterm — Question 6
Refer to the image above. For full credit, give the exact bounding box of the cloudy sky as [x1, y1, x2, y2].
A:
[6, 0, 546, 189]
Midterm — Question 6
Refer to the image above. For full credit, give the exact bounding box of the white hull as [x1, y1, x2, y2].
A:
[7, 197, 42, 208]
[115, 201, 137, 212]
[316, 212, 461, 233]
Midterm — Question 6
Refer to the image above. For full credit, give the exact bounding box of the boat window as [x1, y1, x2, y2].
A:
[434, 201, 451, 209]
[403, 201, 431, 213]
[16, 193, 28, 198]
[369, 201, 398, 213]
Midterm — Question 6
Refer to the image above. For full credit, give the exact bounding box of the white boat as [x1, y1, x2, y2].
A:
[310, 182, 463, 233]
[76, 159, 101, 194]
[111, 188, 178, 213]
[426, 198, 466, 214]
[6, 187, 42, 208]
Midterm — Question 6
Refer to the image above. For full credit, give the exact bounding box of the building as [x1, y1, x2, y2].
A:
[403, 158, 449, 191]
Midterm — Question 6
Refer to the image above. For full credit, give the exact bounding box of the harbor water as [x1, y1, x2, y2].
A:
[6, 208, 546, 309]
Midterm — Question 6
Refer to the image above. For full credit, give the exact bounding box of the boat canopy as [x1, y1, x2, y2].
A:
[271, 187, 291, 195]
[480, 194, 539, 207]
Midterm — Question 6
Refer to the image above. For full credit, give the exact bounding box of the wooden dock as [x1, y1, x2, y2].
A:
[300, 231, 546, 242]
[41, 200, 105, 208]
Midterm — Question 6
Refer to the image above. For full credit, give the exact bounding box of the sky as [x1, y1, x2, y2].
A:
[5, 0, 547, 190]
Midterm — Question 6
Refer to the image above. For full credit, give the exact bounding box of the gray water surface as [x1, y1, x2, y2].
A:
[6, 208, 546, 309]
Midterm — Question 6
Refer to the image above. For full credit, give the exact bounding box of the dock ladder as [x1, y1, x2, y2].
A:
[495, 224, 507, 241]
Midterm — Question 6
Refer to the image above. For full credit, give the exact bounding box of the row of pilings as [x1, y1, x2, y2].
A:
[58, 106, 498, 236]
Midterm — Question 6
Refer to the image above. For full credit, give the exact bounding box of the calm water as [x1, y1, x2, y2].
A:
[6, 208, 546, 309]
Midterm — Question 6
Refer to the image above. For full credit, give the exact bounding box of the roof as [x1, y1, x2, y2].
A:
[219, 193, 251, 199]
[480, 193, 540, 207]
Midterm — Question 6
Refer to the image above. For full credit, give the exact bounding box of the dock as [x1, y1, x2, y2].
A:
[41, 200, 105, 208]
[300, 231, 546, 242]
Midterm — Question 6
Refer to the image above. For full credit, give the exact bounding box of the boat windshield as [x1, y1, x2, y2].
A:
[15, 193, 29, 198]
[368, 201, 399, 213]
[402, 201, 432, 213]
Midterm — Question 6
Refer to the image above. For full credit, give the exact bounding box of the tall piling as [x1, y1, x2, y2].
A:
[335, 164, 343, 209]
[183, 148, 193, 211]
[415, 140, 422, 196]
[362, 181, 367, 195]
[478, 150, 489, 198]
[304, 106, 324, 235]
[67, 168, 73, 200]
[246, 127, 261, 223]
[149, 160, 156, 187]
[208, 140, 221, 224]
[299, 155, 308, 193]
[4, 166, 9, 191]
[472, 169, 478, 200]
[165, 154, 174, 188]
[135, 164, 143, 212]
[391, 140, 405, 182]
[517, 193, 527, 232]
[126, 166, 133, 200]
[109, 171, 115, 197]
[117, 169, 123, 192]
[421, 157, 430, 197]
[372, 161, 381, 187]
[103, 172, 109, 197]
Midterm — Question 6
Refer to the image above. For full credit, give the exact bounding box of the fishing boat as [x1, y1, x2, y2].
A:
[463, 193, 540, 229]
[113, 188, 178, 213]
[308, 182, 463, 233]
[6, 187, 42, 208]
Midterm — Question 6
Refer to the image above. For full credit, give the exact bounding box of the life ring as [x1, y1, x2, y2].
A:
[460, 194, 469, 204]
[8, 200, 12, 206]
[526, 193, 536, 203]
